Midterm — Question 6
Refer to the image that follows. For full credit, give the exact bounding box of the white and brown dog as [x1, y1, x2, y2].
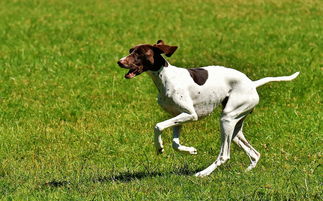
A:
[118, 40, 299, 177]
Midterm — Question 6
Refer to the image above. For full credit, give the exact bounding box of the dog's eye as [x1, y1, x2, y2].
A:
[129, 48, 134, 54]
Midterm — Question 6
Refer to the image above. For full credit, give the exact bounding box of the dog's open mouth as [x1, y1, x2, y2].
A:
[118, 61, 142, 79]
[125, 69, 140, 79]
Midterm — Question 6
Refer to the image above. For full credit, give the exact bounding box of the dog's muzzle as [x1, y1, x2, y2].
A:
[117, 60, 142, 79]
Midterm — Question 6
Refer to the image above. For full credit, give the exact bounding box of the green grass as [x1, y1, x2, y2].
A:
[0, 0, 322, 200]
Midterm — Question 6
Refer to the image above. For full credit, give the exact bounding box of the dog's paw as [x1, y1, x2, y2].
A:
[174, 146, 198, 155]
[194, 171, 209, 177]
[188, 147, 197, 155]
[245, 163, 256, 172]
[156, 148, 164, 155]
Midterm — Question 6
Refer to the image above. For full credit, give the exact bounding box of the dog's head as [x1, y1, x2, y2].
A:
[117, 40, 178, 79]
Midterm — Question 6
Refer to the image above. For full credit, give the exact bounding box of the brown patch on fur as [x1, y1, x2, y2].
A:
[153, 40, 178, 57]
[187, 68, 209, 85]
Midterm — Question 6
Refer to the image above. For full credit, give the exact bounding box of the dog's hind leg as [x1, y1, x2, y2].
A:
[195, 88, 259, 177]
[195, 114, 247, 177]
[172, 125, 197, 155]
[233, 131, 260, 171]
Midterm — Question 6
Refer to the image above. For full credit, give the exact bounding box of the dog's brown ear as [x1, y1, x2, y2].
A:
[153, 40, 178, 57]
[156, 40, 165, 45]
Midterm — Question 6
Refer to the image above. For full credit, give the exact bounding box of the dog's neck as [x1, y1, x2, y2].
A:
[147, 61, 173, 93]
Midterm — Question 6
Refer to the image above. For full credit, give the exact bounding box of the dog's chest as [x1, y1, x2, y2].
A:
[157, 87, 184, 116]
[157, 95, 181, 116]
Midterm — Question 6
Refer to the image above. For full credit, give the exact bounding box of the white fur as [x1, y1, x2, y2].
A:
[146, 62, 299, 177]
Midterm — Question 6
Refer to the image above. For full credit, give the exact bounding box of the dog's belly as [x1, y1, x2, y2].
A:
[157, 93, 220, 118]
[158, 98, 217, 118]
[189, 86, 226, 118]
[193, 102, 216, 118]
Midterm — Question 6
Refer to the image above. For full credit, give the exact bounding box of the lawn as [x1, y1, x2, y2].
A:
[0, 0, 322, 200]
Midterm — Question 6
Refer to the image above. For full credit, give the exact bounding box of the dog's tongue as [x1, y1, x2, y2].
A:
[125, 69, 136, 79]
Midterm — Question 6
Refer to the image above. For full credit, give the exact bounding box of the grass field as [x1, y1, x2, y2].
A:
[0, 0, 322, 200]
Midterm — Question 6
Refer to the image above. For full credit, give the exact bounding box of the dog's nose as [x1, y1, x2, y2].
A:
[117, 60, 124, 67]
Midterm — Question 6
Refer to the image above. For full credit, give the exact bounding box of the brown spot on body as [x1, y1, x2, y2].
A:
[187, 68, 208, 86]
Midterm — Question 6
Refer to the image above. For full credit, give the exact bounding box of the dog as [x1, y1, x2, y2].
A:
[117, 40, 299, 177]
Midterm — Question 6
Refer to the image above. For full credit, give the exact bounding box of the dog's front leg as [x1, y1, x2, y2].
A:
[154, 112, 198, 154]
[154, 128, 164, 154]
[172, 125, 197, 154]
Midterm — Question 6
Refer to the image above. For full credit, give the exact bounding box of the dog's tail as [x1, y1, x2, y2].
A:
[253, 72, 300, 88]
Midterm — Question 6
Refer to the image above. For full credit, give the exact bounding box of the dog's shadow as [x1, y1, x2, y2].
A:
[95, 166, 199, 183]
[94, 171, 165, 183]
[43, 166, 200, 187]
